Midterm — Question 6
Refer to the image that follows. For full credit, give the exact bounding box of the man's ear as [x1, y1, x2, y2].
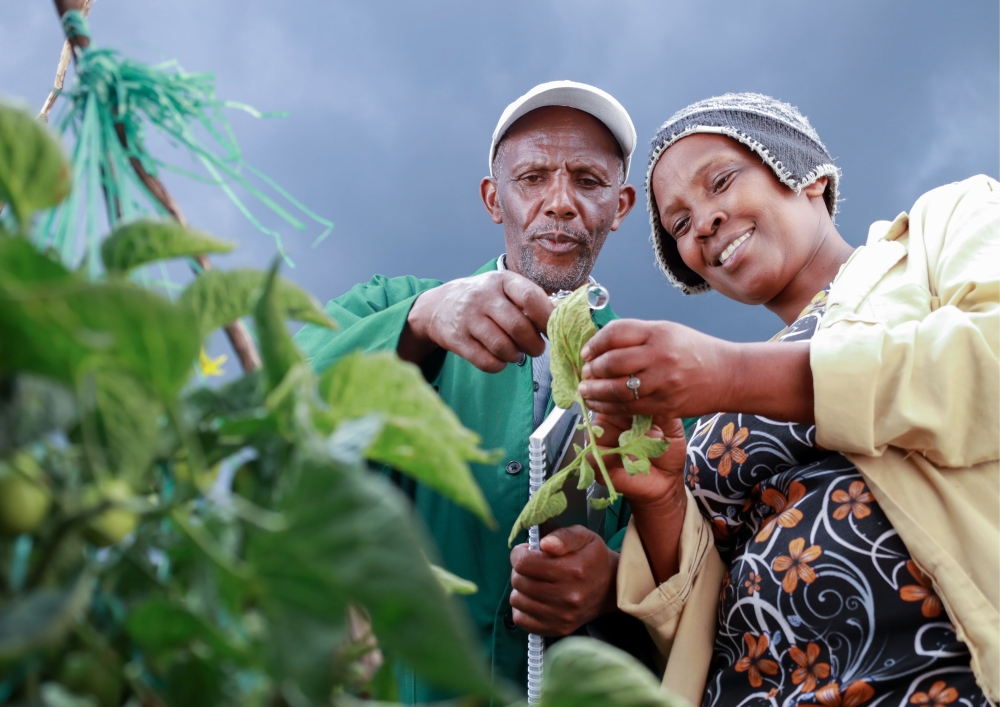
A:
[609, 183, 637, 232]
[804, 176, 828, 199]
[480, 177, 503, 224]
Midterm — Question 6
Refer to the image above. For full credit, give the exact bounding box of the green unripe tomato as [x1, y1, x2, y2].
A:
[0, 453, 52, 534]
[82, 479, 139, 547]
[58, 650, 123, 707]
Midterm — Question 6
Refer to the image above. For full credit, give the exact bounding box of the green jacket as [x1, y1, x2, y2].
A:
[294, 259, 634, 702]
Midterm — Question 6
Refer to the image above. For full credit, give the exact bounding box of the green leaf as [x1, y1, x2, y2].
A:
[622, 456, 651, 476]
[576, 454, 594, 490]
[0, 280, 200, 398]
[179, 267, 334, 339]
[319, 351, 498, 527]
[0, 573, 94, 661]
[0, 374, 77, 455]
[548, 286, 597, 409]
[181, 369, 266, 427]
[430, 563, 478, 595]
[542, 637, 688, 707]
[618, 415, 653, 446]
[40, 682, 101, 707]
[85, 365, 163, 484]
[0, 102, 71, 229]
[508, 468, 571, 547]
[125, 598, 247, 662]
[164, 653, 225, 707]
[254, 259, 304, 391]
[248, 452, 495, 700]
[588, 496, 615, 510]
[618, 415, 670, 463]
[0, 234, 75, 288]
[101, 219, 234, 273]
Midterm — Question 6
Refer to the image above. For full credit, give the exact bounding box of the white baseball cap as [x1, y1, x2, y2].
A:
[488, 80, 637, 181]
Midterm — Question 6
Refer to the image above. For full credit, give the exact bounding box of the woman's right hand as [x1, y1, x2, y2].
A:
[591, 414, 688, 510]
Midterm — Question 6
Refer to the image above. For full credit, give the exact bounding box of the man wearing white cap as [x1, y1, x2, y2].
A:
[295, 81, 641, 701]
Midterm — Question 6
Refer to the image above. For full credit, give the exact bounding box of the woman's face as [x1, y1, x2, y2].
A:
[651, 133, 828, 306]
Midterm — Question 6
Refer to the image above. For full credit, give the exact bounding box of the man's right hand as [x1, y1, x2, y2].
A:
[398, 271, 554, 372]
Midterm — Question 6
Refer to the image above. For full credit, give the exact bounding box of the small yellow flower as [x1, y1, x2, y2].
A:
[199, 348, 228, 377]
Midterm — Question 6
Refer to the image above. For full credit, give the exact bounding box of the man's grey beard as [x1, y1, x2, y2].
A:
[514, 221, 601, 293]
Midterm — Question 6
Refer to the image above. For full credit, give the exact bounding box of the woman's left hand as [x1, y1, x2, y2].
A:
[579, 318, 735, 418]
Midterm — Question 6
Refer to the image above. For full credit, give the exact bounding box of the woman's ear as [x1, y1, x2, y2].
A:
[804, 176, 829, 199]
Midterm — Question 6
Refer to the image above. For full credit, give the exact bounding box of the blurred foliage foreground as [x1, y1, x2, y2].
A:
[0, 102, 681, 707]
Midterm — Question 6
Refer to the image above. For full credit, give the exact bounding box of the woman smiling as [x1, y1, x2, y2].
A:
[577, 94, 998, 707]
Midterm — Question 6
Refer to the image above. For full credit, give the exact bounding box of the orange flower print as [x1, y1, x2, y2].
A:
[803, 680, 875, 707]
[686, 464, 700, 488]
[720, 571, 731, 602]
[910, 680, 959, 707]
[742, 483, 761, 512]
[711, 516, 731, 541]
[831, 481, 875, 521]
[789, 642, 831, 693]
[900, 560, 942, 618]
[707, 422, 749, 477]
[756, 481, 807, 542]
[772, 537, 823, 593]
[744, 571, 762, 595]
[734, 633, 780, 688]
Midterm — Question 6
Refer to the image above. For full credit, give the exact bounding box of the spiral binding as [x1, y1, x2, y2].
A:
[526, 443, 547, 704]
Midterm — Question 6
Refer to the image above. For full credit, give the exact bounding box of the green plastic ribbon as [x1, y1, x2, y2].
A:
[35, 31, 333, 282]
[60, 9, 91, 41]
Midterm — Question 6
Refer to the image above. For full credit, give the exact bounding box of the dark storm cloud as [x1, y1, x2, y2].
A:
[2, 1, 997, 347]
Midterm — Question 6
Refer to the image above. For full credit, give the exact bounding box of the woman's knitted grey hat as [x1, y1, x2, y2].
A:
[646, 92, 840, 294]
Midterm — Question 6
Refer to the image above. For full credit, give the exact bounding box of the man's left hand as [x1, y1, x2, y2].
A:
[509, 525, 618, 636]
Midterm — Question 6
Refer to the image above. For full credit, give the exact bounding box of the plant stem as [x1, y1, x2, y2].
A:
[576, 394, 618, 501]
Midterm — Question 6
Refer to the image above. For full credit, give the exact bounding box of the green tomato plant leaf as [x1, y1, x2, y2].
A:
[254, 260, 305, 392]
[0, 374, 77, 456]
[548, 286, 597, 409]
[101, 219, 234, 274]
[0, 233, 76, 288]
[180, 267, 334, 340]
[0, 573, 95, 661]
[248, 451, 495, 700]
[618, 415, 670, 463]
[125, 598, 249, 663]
[576, 450, 594, 491]
[0, 102, 71, 231]
[541, 636, 689, 707]
[622, 456, 652, 476]
[430, 563, 478, 596]
[508, 466, 573, 547]
[0, 279, 200, 399]
[512, 292, 671, 540]
[318, 350, 498, 528]
[83, 364, 164, 485]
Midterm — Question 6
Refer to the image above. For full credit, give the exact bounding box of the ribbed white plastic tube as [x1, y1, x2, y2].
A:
[526, 442, 547, 705]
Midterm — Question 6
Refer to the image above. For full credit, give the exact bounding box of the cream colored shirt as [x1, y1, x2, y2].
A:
[617, 175, 1000, 705]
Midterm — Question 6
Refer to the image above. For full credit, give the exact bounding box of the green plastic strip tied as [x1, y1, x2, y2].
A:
[61, 9, 91, 42]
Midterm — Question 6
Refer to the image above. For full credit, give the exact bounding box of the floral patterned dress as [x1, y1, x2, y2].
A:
[687, 290, 987, 707]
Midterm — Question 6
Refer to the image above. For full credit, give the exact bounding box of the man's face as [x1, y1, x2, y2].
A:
[481, 106, 636, 293]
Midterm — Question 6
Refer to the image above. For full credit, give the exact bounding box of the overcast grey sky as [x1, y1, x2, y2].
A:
[2, 1, 998, 351]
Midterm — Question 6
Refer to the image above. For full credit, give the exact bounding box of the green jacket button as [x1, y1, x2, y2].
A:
[505, 460, 522, 475]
